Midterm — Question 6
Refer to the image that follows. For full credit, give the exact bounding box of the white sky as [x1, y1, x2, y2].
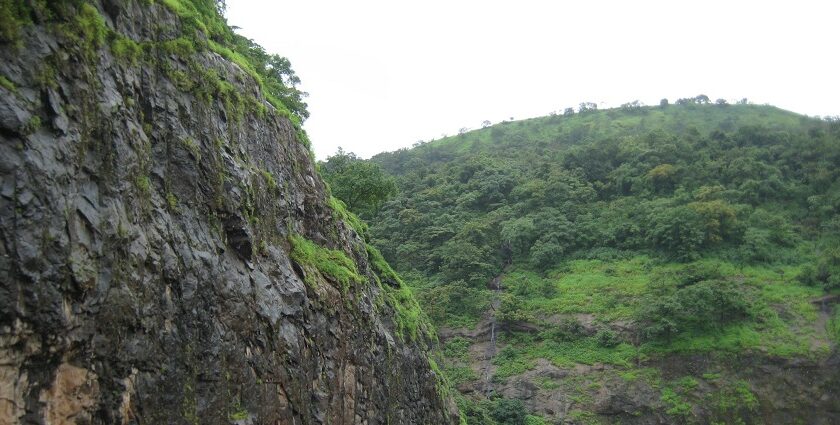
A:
[225, 0, 840, 159]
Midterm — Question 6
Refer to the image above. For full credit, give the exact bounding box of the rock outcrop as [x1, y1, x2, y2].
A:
[0, 1, 456, 423]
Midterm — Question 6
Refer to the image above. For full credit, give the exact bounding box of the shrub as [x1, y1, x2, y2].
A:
[646, 205, 706, 261]
[489, 398, 526, 425]
[661, 387, 692, 418]
[524, 415, 548, 425]
[540, 317, 586, 342]
[798, 247, 840, 290]
[110, 35, 142, 64]
[498, 293, 534, 323]
[595, 328, 621, 347]
[637, 267, 752, 341]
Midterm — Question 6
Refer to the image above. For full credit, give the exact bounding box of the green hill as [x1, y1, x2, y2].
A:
[359, 102, 840, 424]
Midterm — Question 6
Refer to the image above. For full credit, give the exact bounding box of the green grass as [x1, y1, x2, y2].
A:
[444, 365, 478, 385]
[330, 196, 368, 236]
[675, 376, 699, 391]
[110, 35, 142, 65]
[640, 261, 826, 358]
[619, 367, 662, 387]
[160, 36, 197, 57]
[493, 332, 639, 380]
[258, 169, 276, 192]
[166, 192, 179, 211]
[538, 339, 638, 368]
[70, 3, 108, 58]
[708, 379, 759, 421]
[524, 415, 549, 425]
[660, 387, 693, 418]
[0, 75, 15, 91]
[442, 336, 472, 361]
[385, 282, 430, 342]
[21, 115, 40, 135]
[508, 257, 828, 362]
[229, 407, 248, 421]
[492, 345, 535, 379]
[135, 175, 151, 197]
[289, 234, 363, 293]
[513, 257, 653, 320]
[478, 256, 832, 389]
[181, 137, 201, 161]
[367, 243, 433, 342]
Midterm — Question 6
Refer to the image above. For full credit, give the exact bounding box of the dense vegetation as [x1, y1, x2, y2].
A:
[368, 103, 839, 317]
[342, 101, 840, 423]
[320, 148, 397, 216]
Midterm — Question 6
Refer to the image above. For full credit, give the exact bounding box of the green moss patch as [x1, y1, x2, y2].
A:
[289, 234, 362, 293]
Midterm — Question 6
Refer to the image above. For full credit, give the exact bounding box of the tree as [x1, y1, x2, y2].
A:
[688, 200, 739, 245]
[500, 217, 537, 257]
[564, 107, 575, 116]
[621, 100, 643, 110]
[439, 238, 496, 286]
[646, 164, 678, 192]
[715, 98, 729, 106]
[799, 247, 840, 290]
[579, 102, 598, 113]
[320, 149, 397, 215]
[482, 120, 492, 128]
[637, 268, 753, 340]
[647, 205, 706, 261]
[234, 36, 310, 121]
[660, 98, 669, 107]
[695, 94, 710, 104]
[489, 398, 526, 425]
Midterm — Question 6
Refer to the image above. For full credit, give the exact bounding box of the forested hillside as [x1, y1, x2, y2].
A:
[326, 101, 840, 424]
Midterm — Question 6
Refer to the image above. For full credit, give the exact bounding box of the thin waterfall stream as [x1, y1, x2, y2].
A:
[483, 275, 503, 396]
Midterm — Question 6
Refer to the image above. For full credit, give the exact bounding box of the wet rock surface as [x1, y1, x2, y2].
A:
[0, 2, 455, 424]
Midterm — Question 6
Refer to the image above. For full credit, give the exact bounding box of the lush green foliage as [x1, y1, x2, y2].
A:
[488, 399, 526, 425]
[369, 104, 840, 324]
[0, 75, 15, 91]
[799, 247, 840, 289]
[320, 149, 397, 217]
[636, 264, 753, 340]
[347, 104, 840, 422]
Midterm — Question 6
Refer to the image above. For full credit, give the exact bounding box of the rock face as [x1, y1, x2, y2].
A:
[0, 2, 456, 424]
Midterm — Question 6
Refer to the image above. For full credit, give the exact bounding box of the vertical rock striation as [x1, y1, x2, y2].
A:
[0, 1, 457, 423]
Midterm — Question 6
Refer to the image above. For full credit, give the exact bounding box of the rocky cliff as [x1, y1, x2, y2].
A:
[0, 1, 456, 423]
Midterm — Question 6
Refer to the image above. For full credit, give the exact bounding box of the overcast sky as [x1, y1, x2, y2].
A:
[225, 0, 840, 159]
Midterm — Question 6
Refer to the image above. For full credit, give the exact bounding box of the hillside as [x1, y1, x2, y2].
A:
[364, 102, 840, 424]
[0, 1, 456, 423]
